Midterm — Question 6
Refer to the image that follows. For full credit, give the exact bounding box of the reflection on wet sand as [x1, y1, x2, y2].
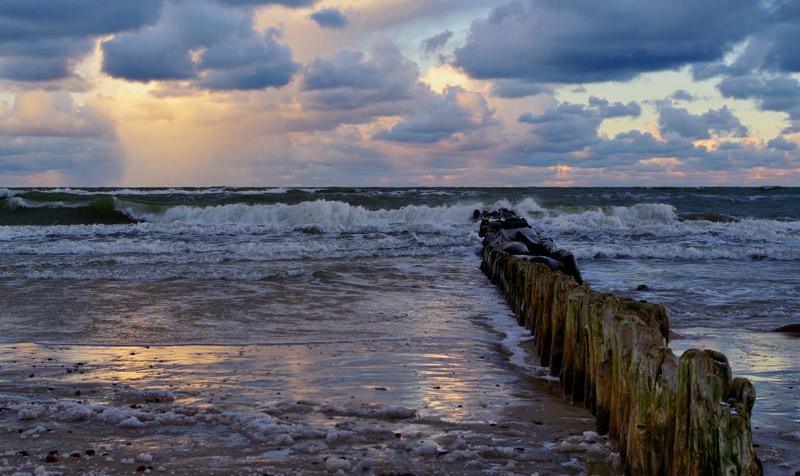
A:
[1, 339, 620, 475]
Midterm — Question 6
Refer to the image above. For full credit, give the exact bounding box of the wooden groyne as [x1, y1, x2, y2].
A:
[476, 209, 762, 476]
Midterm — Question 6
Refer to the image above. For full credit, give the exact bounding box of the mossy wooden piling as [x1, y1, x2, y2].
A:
[478, 211, 761, 475]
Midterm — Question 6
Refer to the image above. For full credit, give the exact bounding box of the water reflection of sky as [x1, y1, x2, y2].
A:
[670, 328, 800, 474]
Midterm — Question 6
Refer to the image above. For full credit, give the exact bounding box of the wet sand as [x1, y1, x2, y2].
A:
[1, 339, 620, 475]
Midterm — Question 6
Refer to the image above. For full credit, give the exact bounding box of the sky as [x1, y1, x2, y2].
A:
[1, 0, 799, 187]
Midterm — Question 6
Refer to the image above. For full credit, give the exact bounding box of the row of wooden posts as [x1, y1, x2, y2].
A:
[478, 213, 762, 475]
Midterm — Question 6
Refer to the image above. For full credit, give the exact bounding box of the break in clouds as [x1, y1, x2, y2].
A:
[1, 0, 799, 185]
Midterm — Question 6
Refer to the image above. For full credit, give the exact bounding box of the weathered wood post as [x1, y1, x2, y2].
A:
[475, 209, 762, 476]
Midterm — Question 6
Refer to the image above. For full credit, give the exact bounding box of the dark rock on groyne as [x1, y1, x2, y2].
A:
[475, 208, 761, 476]
[475, 210, 583, 285]
[773, 324, 800, 333]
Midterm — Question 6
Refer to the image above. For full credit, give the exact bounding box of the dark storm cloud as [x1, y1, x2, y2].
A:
[453, 0, 760, 84]
[0, 0, 163, 81]
[0, 42, 92, 81]
[196, 27, 298, 90]
[301, 39, 419, 110]
[0, 1, 164, 42]
[102, 1, 299, 90]
[759, 1, 800, 73]
[691, 2, 800, 80]
[691, 37, 772, 81]
[659, 105, 748, 140]
[1, 0, 302, 88]
[717, 75, 800, 120]
[420, 30, 453, 54]
[373, 86, 496, 144]
[309, 8, 350, 29]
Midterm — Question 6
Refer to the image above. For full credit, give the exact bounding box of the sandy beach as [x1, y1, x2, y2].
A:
[1, 338, 620, 475]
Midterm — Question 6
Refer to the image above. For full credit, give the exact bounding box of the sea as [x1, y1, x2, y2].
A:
[1, 187, 798, 475]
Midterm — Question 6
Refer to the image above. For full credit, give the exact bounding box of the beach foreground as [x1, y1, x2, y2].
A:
[2, 339, 619, 475]
[2, 186, 799, 475]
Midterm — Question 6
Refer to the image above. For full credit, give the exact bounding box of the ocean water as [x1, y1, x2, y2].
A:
[1, 186, 799, 474]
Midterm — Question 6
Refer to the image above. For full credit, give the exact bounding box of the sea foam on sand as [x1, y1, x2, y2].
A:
[1, 340, 621, 475]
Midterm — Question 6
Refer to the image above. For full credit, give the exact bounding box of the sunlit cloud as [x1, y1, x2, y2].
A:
[1, 0, 799, 186]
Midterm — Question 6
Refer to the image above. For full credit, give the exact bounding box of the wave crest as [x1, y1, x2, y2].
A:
[116, 199, 480, 233]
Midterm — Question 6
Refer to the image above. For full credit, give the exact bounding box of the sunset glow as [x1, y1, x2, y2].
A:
[1, 0, 799, 186]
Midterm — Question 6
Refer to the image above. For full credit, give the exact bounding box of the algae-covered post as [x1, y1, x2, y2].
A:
[474, 208, 762, 476]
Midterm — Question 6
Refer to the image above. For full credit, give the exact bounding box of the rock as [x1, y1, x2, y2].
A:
[516, 230, 542, 254]
[636, 284, 649, 291]
[555, 249, 583, 285]
[502, 241, 529, 255]
[499, 217, 530, 230]
[527, 256, 564, 270]
[773, 324, 800, 333]
[325, 456, 351, 472]
[45, 454, 58, 463]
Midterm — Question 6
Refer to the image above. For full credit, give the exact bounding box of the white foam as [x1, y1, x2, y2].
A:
[3, 197, 83, 209]
[0, 187, 19, 198]
[116, 199, 479, 233]
[573, 243, 800, 261]
[485, 308, 537, 372]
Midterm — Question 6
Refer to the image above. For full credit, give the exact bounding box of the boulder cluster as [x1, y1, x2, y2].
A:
[475, 209, 582, 285]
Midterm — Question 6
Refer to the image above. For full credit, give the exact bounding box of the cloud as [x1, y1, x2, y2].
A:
[0, 0, 164, 82]
[670, 90, 695, 102]
[587, 97, 641, 118]
[505, 96, 790, 173]
[196, 27, 298, 90]
[0, 91, 112, 137]
[453, 0, 760, 84]
[690, 4, 800, 79]
[590, 130, 695, 159]
[301, 38, 420, 111]
[101, 1, 299, 90]
[767, 136, 797, 151]
[420, 30, 453, 54]
[299, 38, 499, 145]
[373, 86, 496, 143]
[717, 74, 800, 120]
[0, 39, 94, 81]
[517, 98, 640, 153]
[0, 92, 122, 183]
[0, 1, 164, 42]
[309, 8, 351, 29]
[659, 105, 748, 140]
[490, 79, 552, 99]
